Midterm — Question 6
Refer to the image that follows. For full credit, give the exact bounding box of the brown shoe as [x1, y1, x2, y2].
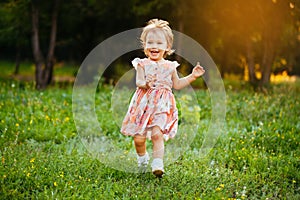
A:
[151, 158, 164, 178]
[152, 169, 164, 178]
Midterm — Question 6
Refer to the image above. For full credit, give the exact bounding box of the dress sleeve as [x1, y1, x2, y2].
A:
[131, 58, 143, 69]
[170, 61, 180, 72]
[173, 61, 180, 68]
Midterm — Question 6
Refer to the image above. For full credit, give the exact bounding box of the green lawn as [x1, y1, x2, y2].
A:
[0, 77, 299, 199]
[0, 60, 78, 78]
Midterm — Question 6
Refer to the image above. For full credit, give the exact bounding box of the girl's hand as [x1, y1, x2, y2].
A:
[146, 74, 157, 88]
[192, 62, 205, 78]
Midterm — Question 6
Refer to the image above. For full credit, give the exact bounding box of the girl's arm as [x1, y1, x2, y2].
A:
[136, 64, 148, 88]
[172, 62, 205, 90]
[136, 64, 156, 89]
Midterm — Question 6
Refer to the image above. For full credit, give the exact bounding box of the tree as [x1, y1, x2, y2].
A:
[0, 1, 31, 74]
[204, 0, 295, 88]
[31, 0, 60, 89]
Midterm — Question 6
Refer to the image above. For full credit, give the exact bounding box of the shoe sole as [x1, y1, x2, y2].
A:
[153, 170, 164, 178]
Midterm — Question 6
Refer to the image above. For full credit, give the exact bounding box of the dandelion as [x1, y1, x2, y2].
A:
[64, 117, 70, 122]
[30, 119, 33, 125]
[54, 182, 58, 187]
[45, 115, 50, 121]
[16, 123, 19, 127]
[30, 158, 35, 163]
[27, 173, 31, 177]
[63, 100, 68, 106]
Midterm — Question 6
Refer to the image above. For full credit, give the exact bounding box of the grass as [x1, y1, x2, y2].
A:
[0, 60, 78, 78]
[0, 74, 300, 199]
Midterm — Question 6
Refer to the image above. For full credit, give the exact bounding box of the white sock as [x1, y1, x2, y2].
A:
[137, 152, 149, 166]
[151, 158, 164, 171]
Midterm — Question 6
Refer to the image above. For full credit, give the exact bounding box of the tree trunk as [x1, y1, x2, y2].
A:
[31, 0, 59, 90]
[246, 40, 258, 85]
[14, 44, 21, 75]
[175, 19, 184, 64]
[31, 1, 45, 89]
[46, 0, 60, 85]
[260, 38, 274, 87]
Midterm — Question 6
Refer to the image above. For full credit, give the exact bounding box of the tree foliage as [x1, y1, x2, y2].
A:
[0, 0, 299, 89]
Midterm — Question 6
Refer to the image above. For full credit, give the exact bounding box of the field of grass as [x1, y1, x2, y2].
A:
[0, 60, 78, 78]
[0, 75, 300, 199]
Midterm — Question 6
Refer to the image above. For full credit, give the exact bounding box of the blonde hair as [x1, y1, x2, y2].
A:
[140, 19, 175, 56]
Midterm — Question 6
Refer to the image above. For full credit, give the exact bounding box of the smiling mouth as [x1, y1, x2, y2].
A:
[150, 49, 160, 55]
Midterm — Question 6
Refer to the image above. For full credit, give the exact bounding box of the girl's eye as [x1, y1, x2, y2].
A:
[158, 42, 163, 45]
[147, 41, 153, 44]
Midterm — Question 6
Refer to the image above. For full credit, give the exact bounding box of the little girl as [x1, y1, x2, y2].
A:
[121, 19, 205, 177]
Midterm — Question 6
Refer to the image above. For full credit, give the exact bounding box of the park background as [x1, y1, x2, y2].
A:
[0, 0, 300, 199]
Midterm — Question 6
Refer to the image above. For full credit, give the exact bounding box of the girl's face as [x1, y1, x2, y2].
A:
[144, 29, 169, 61]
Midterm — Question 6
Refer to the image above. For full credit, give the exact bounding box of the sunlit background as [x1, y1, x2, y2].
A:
[1, 1, 300, 198]
[0, 0, 299, 87]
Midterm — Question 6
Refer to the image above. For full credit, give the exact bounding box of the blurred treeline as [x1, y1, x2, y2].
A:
[0, 0, 300, 88]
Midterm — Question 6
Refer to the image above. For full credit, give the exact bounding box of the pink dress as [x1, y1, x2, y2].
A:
[120, 58, 179, 140]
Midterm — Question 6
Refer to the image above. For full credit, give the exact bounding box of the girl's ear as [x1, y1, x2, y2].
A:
[166, 45, 171, 51]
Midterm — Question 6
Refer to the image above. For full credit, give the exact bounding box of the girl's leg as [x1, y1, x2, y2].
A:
[151, 126, 164, 177]
[134, 134, 146, 156]
[151, 126, 164, 159]
[134, 134, 149, 170]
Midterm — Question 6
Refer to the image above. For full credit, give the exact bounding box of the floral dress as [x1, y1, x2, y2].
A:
[121, 58, 179, 140]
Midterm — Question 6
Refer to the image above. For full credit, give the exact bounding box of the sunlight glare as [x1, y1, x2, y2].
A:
[271, 71, 297, 83]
